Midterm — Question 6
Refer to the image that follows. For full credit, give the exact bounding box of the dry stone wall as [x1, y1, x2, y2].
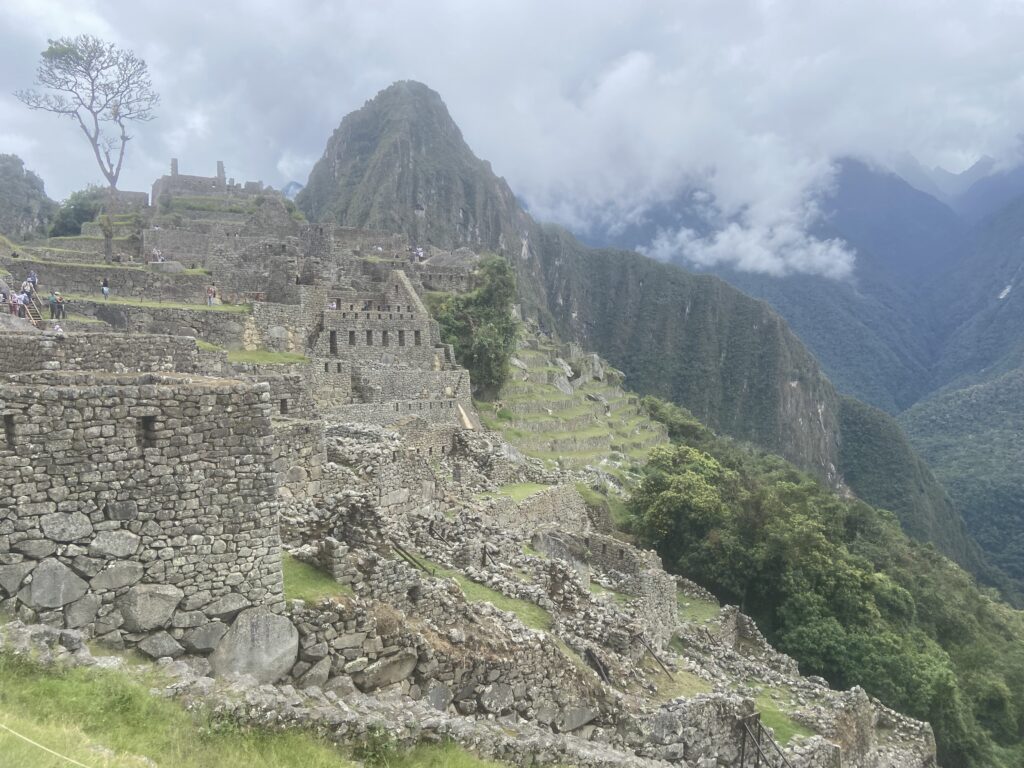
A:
[0, 332, 204, 375]
[70, 300, 253, 349]
[0, 372, 285, 659]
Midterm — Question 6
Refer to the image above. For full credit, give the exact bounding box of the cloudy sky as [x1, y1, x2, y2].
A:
[3, 0, 1024, 276]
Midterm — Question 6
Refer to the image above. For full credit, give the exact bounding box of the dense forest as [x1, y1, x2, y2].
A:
[629, 397, 1024, 768]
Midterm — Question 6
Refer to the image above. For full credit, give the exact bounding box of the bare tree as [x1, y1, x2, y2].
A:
[17, 35, 159, 193]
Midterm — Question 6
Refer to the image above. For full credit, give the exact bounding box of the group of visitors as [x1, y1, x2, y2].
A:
[2, 269, 39, 318]
[0, 268, 80, 323]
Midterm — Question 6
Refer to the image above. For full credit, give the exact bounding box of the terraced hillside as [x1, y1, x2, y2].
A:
[479, 333, 668, 472]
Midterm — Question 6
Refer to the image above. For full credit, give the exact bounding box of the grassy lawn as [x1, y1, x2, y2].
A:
[677, 591, 721, 624]
[588, 581, 635, 606]
[639, 654, 713, 701]
[0, 651, 358, 768]
[756, 693, 815, 745]
[0, 652, 509, 768]
[0, 254, 146, 271]
[228, 349, 308, 364]
[476, 482, 549, 503]
[195, 339, 223, 351]
[63, 293, 251, 313]
[420, 556, 552, 631]
[282, 553, 353, 602]
[64, 313, 107, 325]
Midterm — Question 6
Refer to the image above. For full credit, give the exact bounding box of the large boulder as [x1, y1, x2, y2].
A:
[40, 512, 93, 542]
[89, 530, 141, 558]
[90, 562, 144, 591]
[118, 584, 183, 632]
[18, 559, 87, 608]
[0, 561, 36, 595]
[137, 631, 185, 659]
[209, 608, 298, 683]
[351, 649, 418, 692]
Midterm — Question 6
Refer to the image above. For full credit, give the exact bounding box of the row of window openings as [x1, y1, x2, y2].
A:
[336, 312, 416, 321]
[335, 303, 414, 313]
[329, 329, 419, 353]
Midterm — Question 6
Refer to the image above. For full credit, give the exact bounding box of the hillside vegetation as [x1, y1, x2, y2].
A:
[632, 397, 1024, 768]
[900, 368, 1024, 584]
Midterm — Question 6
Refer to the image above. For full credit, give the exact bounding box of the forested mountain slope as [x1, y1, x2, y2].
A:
[298, 80, 990, 587]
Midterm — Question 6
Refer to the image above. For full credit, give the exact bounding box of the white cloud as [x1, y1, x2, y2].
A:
[3, 1, 1024, 275]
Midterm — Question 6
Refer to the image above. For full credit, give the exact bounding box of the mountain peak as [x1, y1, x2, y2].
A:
[297, 81, 525, 255]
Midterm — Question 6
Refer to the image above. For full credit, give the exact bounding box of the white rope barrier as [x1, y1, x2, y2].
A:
[0, 721, 95, 768]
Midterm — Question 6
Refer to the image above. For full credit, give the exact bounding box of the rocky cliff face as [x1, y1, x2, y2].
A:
[0, 154, 56, 241]
[298, 81, 843, 480]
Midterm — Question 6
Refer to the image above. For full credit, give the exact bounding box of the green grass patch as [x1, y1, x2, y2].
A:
[677, 591, 721, 624]
[639, 656, 712, 701]
[183, 267, 213, 275]
[169, 197, 255, 215]
[64, 313, 106, 325]
[228, 349, 307, 364]
[421, 557, 552, 631]
[0, 651, 358, 768]
[755, 689, 815, 745]
[588, 581, 634, 605]
[476, 482, 549, 503]
[282, 553, 353, 602]
[62, 293, 251, 313]
[381, 742, 507, 768]
[0, 254, 145, 271]
[195, 339, 223, 351]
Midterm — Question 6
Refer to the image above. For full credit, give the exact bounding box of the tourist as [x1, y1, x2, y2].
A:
[48, 290, 57, 319]
[101, 277, 110, 300]
[27, 269, 38, 288]
[206, 284, 215, 306]
[55, 292, 67, 319]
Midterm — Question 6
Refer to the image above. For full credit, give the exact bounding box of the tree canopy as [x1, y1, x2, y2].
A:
[630, 396, 1024, 768]
[16, 35, 159, 191]
[430, 255, 518, 399]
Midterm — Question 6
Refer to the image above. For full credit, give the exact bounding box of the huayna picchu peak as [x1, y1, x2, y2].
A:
[5, 10, 1024, 767]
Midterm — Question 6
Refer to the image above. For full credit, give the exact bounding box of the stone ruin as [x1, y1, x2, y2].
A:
[0, 161, 939, 768]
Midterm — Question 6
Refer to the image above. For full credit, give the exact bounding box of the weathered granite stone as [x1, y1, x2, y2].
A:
[90, 562, 145, 591]
[351, 649, 418, 692]
[19, 559, 87, 608]
[427, 682, 454, 712]
[0, 561, 36, 595]
[65, 594, 102, 629]
[183, 621, 229, 653]
[104, 501, 139, 521]
[89, 530, 142, 558]
[12, 539, 57, 559]
[479, 683, 514, 714]
[119, 584, 183, 632]
[203, 593, 251, 621]
[297, 657, 331, 689]
[323, 675, 356, 698]
[209, 608, 298, 683]
[39, 512, 93, 542]
[556, 706, 598, 733]
[137, 630, 185, 659]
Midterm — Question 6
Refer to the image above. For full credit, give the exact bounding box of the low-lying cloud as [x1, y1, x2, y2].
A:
[3, 1, 1024, 278]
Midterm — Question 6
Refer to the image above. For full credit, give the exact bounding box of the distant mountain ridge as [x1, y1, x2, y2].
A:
[297, 81, 999, 591]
